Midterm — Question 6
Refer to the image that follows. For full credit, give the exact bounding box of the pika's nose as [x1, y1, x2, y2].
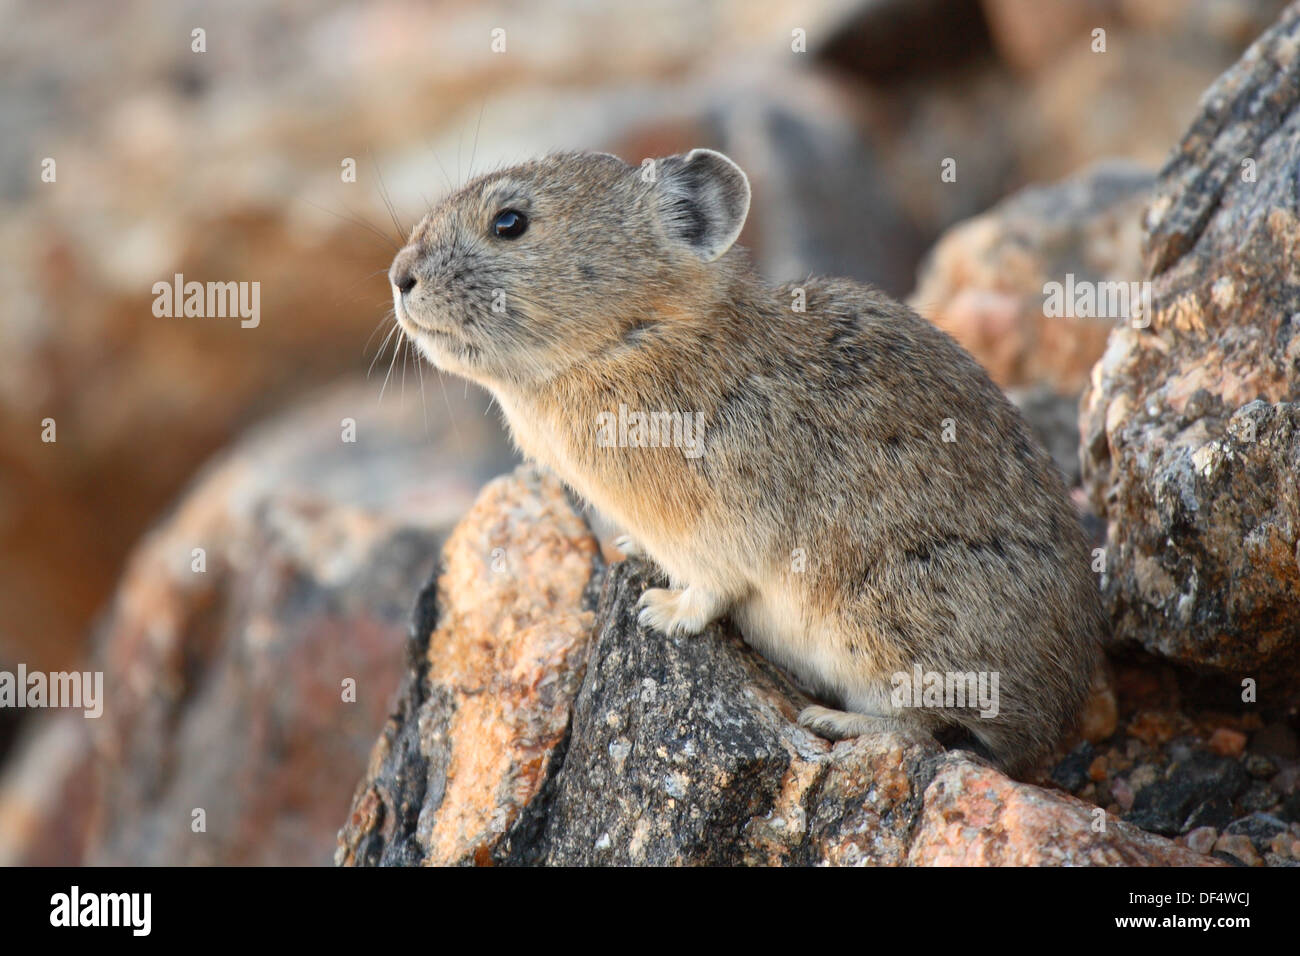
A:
[389, 247, 420, 295]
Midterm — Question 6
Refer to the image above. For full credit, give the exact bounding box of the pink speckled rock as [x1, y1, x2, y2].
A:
[909, 757, 1222, 866]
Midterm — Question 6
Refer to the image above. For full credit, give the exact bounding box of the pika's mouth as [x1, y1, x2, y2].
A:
[393, 296, 482, 368]
[394, 296, 461, 341]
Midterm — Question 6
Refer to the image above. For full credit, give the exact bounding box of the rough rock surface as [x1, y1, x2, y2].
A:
[910, 756, 1214, 866]
[911, 160, 1153, 394]
[338, 466, 1214, 866]
[0, 381, 513, 865]
[336, 467, 601, 867]
[1081, 3, 1300, 675]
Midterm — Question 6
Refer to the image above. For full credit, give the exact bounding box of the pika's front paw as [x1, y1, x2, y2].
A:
[637, 588, 698, 636]
[636, 586, 726, 637]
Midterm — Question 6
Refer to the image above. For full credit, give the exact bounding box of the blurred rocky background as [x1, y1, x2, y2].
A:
[2, 0, 1298, 866]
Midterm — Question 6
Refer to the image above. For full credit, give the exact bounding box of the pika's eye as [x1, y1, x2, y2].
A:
[492, 209, 528, 239]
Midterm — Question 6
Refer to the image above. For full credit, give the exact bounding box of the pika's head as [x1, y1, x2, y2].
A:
[388, 149, 751, 386]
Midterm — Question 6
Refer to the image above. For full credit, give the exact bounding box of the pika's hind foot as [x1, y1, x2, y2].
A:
[798, 705, 913, 742]
[637, 586, 727, 637]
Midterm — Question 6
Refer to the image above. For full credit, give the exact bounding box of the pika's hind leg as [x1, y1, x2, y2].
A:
[798, 705, 918, 742]
[637, 585, 728, 637]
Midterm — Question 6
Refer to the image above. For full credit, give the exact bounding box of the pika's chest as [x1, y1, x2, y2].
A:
[494, 392, 592, 489]
[494, 390, 708, 549]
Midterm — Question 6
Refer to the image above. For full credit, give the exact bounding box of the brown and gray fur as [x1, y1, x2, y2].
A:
[388, 149, 1103, 776]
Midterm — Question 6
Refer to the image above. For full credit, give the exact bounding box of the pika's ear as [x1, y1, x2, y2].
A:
[653, 149, 751, 262]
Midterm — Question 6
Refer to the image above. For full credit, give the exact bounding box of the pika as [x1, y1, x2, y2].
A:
[388, 149, 1103, 776]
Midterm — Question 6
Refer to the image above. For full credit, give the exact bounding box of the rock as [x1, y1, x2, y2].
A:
[910, 161, 1153, 394]
[0, 205, 405, 674]
[1078, 663, 1119, 740]
[1051, 742, 1095, 793]
[1183, 796, 1237, 832]
[1127, 710, 1184, 747]
[822, 0, 1283, 265]
[1185, 825, 1218, 854]
[335, 467, 601, 867]
[1080, 4, 1300, 675]
[1126, 750, 1249, 835]
[1239, 781, 1280, 813]
[1111, 775, 1135, 812]
[1115, 0, 1294, 51]
[1088, 754, 1110, 783]
[1208, 727, 1248, 758]
[531, 560, 939, 867]
[1224, 812, 1291, 854]
[339, 465, 1216, 866]
[1053, 654, 1300, 865]
[1213, 832, 1262, 866]
[1128, 763, 1162, 793]
[0, 380, 513, 866]
[907, 757, 1212, 865]
[1270, 831, 1300, 859]
[1244, 753, 1278, 779]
